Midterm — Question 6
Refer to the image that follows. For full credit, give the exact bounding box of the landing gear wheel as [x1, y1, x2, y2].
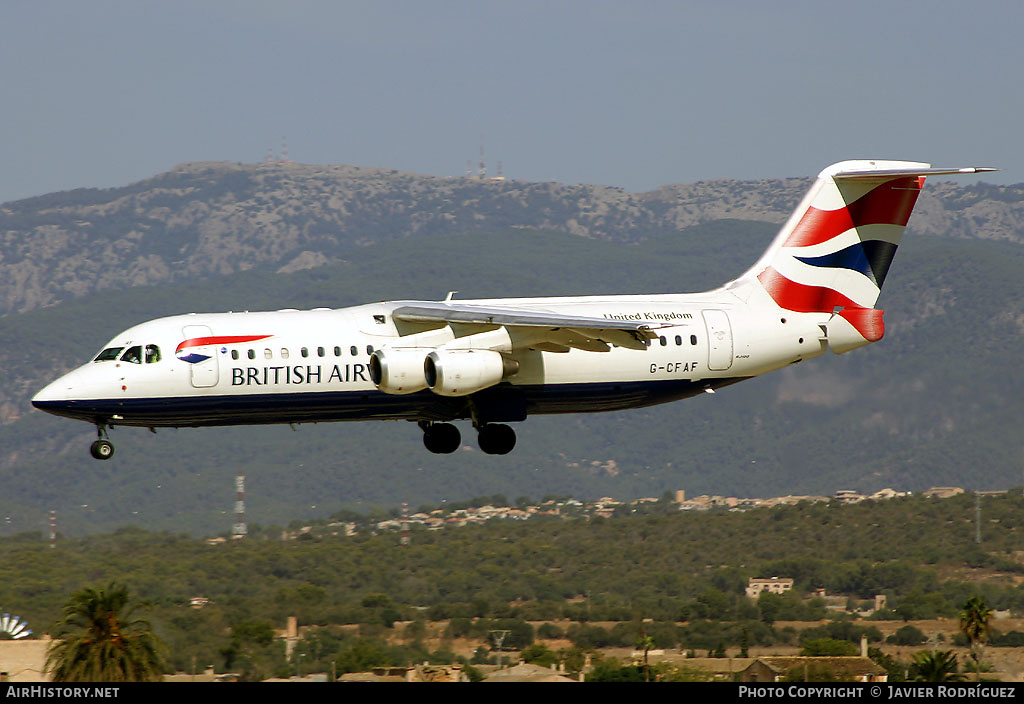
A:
[90, 439, 114, 460]
[423, 423, 461, 454]
[477, 423, 516, 455]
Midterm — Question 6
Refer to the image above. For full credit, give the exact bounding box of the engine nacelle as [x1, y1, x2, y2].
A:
[827, 308, 884, 354]
[425, 349, 509, 397]
[368, 347, 431, 394]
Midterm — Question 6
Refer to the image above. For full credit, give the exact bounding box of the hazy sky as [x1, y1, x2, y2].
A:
[1, 1, 1019, 203]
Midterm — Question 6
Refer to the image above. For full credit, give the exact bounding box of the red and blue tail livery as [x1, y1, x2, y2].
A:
[31, 160, 995, 460]
[749, 164, 933, 313]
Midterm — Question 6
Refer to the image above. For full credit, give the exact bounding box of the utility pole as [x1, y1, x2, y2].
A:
[976, 493, 982, 545]
[233, 472, 247, 539]
[489, 629, 511, 667]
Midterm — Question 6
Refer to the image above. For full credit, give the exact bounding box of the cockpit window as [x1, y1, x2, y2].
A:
[145, 345, 161, 363]
[94, 347, 124, 362]
[120, 346, 142, 364]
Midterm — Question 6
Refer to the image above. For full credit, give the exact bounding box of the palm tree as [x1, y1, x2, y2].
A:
[636, 634, 655, 682]
[46, 583, 165, 682]
[911, 650, 965, 682]
[959, 596, 993, 682]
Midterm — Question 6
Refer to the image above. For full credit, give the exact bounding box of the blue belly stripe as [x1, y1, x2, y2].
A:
[32, 377, 747, 428]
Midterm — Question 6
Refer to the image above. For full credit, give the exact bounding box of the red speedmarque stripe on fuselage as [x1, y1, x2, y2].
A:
[175, 335, 272, 353]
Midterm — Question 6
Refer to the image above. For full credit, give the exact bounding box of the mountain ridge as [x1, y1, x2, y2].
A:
[2, 161, 1021, 316]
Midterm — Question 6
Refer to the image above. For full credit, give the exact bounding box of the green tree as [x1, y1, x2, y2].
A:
[586, 661, 646, 682]
[868, 647, 906, 683]
[521, 642, 558, 668]
[758, 591, 782, 626]
[887, 624, 927, 646]
[335, 639, 391, 674]
[959, 596, 993, 681]
[46, 583, 165, 682]
[537, 622, 564, 640]
[799, 638, 858, 656]
[911, 650, 965, 682]
[220, 619, 279, 681]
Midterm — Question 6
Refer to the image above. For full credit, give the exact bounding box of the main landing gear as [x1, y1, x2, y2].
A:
[421, 421, 461, 454]
[419, 421, 517, 455]
[90, 424, 114, 460]
[477, 423, 516, 455]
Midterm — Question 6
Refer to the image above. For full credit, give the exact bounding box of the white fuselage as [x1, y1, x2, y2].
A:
[31, 290, 828, 429]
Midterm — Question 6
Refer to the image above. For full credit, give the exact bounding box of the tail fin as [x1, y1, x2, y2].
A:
[737, 160, 995, 313]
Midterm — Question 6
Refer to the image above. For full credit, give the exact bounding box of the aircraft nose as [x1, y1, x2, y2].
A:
[31, 370, 81, 408]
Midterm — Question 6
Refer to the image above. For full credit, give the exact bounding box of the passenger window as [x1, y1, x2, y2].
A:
[659, 336, 667, 347]
[120, 346, 142, 364]
[281, 349, 290, 360]
[264, 349, 272, 360]
[301, 347, 309, 358]
[334, 346, 341, 357]
[350, 346, 358, 356]
[145, 345, 161, 363]
[366, 345, 374, 355]
[231, 350, 239, 360]
[247, 349, 255, 360]
[674, 335, 682, 346]
[317, 346, 325, 357]
[95, 347, 124, 362]
[690, 335, 697, 345]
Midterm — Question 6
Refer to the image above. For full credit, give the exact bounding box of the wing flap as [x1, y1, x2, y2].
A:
[391, 302, 656, 352]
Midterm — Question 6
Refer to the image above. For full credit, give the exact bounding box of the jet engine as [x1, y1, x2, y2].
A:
[369, 348, 431, 394]
[424, 349, 516, 397]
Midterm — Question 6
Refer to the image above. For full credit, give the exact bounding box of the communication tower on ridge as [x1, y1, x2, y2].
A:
[466, 138, 505, 180]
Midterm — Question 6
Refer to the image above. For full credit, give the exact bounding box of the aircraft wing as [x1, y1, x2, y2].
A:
[391, 302, 660, 351]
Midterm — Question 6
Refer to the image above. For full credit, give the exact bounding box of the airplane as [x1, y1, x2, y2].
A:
[31, 160, 995, 460]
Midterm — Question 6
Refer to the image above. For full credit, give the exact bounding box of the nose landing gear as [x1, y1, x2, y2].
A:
[90, 440, 114, 460]
[90, 424, 115, 460]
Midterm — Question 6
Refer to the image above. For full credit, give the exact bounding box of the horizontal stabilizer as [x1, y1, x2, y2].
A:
[824, 163, 998, 180]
